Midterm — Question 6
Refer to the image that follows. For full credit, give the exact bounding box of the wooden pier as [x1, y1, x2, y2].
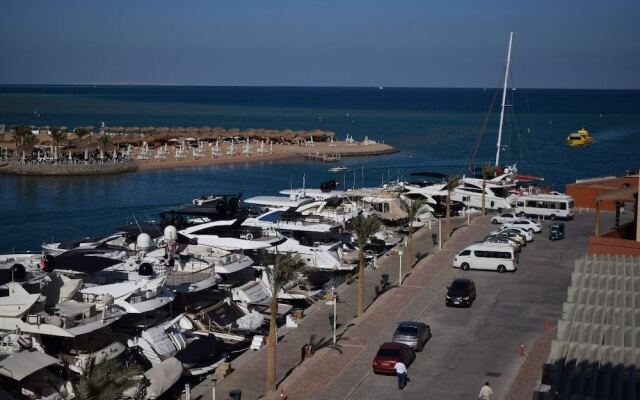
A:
[302, 152, 342, 162]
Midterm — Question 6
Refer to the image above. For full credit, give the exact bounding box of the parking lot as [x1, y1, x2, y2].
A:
[316, 211, 613, 400]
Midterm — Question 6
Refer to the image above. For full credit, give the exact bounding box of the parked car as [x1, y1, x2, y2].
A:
[489, 231, 526, 247]
[392, 321, 432, 351]
[490, 212, 528, 225]
[446, 278, 477, 307]
[483, 235, 521, 252]
[503, 219, 542, 233]
[492, 227, 533, 242]
[372, 342, 416, 375]
[549, 222, 565, 241]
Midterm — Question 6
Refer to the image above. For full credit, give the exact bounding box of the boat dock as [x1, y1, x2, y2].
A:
[302, 152, 342, 162]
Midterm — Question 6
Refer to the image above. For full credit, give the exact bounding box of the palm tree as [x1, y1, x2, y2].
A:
[264, 252, 305, 393]
[74, 359, 142, 400]
[75, 126, 91, 140]
[481, 163, 497, 215]
[403, 198, 426, 269]
[51, 126, 67, 160]
[12, 125, 31, 151]
[352, 215, 382, 317]
[97, 133, 111, 160]
[445, 175, 460, 238]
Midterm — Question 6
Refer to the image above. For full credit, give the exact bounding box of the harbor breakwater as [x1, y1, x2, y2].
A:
[0, 160, 139, 176]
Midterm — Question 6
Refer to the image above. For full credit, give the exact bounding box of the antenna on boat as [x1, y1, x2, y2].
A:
[133, 215, 143, 233]
[495, 32, 513, 167]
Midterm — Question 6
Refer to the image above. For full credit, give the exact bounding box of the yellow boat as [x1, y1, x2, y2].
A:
[566, 127, 594, 147]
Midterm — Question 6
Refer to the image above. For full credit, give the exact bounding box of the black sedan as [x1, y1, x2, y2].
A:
[445, 278, 476, 307]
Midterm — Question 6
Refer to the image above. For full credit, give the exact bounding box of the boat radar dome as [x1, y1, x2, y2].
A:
[136, 233, 153, 251]
[164, 225, 178, 241]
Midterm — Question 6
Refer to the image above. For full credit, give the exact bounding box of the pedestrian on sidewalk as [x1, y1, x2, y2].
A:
[478, 382, 493, 400]
[394, 361, 408, 390]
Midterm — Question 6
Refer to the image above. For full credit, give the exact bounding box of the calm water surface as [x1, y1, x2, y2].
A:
[1, 86, 639, 250]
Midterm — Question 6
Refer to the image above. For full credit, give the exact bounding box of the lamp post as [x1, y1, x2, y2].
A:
[398, 249, 404, 286]
[438, 218, 442, 250]
[331, 286, 337, 345]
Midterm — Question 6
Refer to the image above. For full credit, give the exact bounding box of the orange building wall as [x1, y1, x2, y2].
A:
[589, 235, 640, 256]
[566, 176, 637, 212]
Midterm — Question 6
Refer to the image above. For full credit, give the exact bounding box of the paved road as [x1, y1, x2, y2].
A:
[193, 216, 469, 400]
[314, 212, 607, 400]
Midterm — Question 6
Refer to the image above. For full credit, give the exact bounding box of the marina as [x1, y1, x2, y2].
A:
[1, 2, 639, 398]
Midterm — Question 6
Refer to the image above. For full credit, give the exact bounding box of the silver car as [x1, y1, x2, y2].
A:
[392, 321, 432, 352]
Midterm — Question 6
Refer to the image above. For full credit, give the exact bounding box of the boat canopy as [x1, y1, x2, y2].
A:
[244, 196, 313, 208]
[0, 350, 60, 381]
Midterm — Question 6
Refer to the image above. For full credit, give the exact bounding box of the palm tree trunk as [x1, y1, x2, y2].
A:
[407, 225, 414, 269]
[482, 177, 486, 215]
[266, 298, 278, 392]
[357, 249, 365, 316]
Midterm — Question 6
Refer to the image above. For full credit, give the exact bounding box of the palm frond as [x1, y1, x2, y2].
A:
[402, 198, 427, 222]
[75, 359, 143, 400]
[352, 215, 382, 247]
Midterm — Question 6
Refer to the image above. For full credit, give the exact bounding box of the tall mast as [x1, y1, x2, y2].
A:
[495, 32, 513, 167]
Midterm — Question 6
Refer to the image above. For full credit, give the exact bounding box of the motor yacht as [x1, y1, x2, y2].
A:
[128, 313, 227, 376]
[241, 208, 353, 270]
[179, 218, 286, 250]
[450, 171, 518, 211]
[0, 276, 125, 338]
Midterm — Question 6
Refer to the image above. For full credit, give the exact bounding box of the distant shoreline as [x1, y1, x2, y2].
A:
[136, 141, 397, 172]
[0, 142, 397, 176]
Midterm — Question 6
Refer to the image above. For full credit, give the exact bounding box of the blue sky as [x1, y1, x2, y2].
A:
[1, 0, 638, 88]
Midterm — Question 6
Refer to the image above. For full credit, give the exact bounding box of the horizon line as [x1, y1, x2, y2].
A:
[0, 83, 639, 91]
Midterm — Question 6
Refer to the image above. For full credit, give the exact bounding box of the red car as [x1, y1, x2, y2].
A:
[371, 342, 416, 375]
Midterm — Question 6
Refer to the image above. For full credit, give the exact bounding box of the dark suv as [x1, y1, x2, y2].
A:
[445, 278, 476, 307]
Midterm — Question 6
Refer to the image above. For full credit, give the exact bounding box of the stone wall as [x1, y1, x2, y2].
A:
[0, 160, 139, 176]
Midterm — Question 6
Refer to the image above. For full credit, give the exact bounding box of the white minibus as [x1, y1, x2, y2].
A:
[514, 193, 574, 220]
[453, 243, 517, 273]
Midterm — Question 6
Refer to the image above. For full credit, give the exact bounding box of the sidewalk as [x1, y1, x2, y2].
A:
[191, 216, 475, 400]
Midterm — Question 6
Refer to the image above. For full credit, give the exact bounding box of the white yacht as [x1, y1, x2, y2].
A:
[241, 208, 352, 270]
[248, 193, 361, 224]
[128, 313, 227, 376]
[450, 170, 518, 211]
[179, 219, 285, 250]
[0, 276, 125, 338]
[146, 243, 252, 293]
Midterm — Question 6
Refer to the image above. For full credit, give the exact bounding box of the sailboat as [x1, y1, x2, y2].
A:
[452, 33, 521, 211]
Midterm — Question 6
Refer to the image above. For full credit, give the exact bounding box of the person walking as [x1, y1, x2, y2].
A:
[479, 382, 493, 400]
[394, 361, 408, 390]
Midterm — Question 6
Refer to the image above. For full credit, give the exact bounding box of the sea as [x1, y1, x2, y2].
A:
[1, 85, 639, 251]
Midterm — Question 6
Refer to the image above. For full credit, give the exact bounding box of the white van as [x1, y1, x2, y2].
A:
[453, 243, 517, 273]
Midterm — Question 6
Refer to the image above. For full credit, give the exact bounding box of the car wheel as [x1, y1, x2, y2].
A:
[518, 212, 526, 217]
[491, 218, 498, 224]
[461, 262, 470, 271]
[497, 265, 507, 273]
[528, 228, 534, 233]
[550, 214, 557, 220]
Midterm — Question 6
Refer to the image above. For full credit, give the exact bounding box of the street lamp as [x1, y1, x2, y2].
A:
[398, 249, 404, 286]
[330, 286, 337, 345]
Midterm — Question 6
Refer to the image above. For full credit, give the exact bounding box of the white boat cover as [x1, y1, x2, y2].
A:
[236, 311, 264, 330]
[0, 350, 59, 381]
[143, 357, 183, 399]
[0, 287, 40, 318]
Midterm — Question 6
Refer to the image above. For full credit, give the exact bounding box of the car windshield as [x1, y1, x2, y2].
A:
[451, 281, 468, 290]
[377, 348, 400, 358]
[396, 326, 418, 335]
